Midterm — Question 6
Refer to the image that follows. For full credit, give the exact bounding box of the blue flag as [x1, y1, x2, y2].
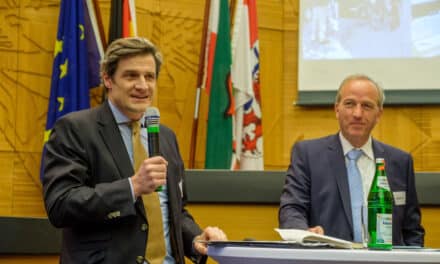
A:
[41, 0, 102, 180]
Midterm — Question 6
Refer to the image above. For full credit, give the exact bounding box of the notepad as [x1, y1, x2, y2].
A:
[275, 228, 357, 249]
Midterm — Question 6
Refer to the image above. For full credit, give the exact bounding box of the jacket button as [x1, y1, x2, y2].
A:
[136, 255, 144, 263]
[141, 224, 148, 231]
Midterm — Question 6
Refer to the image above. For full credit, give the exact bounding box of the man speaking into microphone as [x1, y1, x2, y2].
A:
[42, 37, 227, 264]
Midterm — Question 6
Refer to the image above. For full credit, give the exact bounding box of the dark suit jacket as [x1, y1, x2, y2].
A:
[42, 101, 205, 264]
[279, 133, 425, 246]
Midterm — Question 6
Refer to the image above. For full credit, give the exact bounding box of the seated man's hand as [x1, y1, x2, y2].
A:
[308, 225, 324, 235]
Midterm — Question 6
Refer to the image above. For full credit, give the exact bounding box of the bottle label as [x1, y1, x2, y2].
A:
[377, 176, 390, 191]
[376, 213, 392, 244]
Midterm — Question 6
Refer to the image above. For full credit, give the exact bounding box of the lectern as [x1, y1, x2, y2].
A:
[207, 242, 440, 264]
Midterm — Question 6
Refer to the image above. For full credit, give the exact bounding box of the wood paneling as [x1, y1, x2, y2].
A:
[187, 204, 440, 247]
[0, 255, 58, 264]
[188, 204, 280, 241]
[422, 207, 440, 247]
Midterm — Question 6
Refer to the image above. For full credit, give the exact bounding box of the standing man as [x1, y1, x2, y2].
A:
[279, 74, 424, 246]
[42, 37, 226, 264]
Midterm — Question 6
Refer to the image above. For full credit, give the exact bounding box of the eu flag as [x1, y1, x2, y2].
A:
[41, 0, 101, 180]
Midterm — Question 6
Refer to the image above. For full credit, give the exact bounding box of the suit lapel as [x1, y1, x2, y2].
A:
[97, 102, 148, 220]
[159, 126, 179, 205]
[372, 139, 388, 180]
[328, 134, 354, 230]
[97, 102, 134, 179]
[372, 139, 385, 161]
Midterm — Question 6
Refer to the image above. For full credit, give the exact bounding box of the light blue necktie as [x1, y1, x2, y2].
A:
[347, 149, 364, 243]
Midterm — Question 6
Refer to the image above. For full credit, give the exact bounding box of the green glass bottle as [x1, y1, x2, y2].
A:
[367, 158, 393, 250]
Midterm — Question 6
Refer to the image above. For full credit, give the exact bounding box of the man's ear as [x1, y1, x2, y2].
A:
[375, 107, 383, 124]
[334, 103, 340, 119]
[102, 73, 112, 90]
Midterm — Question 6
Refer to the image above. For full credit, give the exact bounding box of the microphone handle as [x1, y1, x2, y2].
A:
[147, 132, 160, 157]
[147, 129, 163, 192]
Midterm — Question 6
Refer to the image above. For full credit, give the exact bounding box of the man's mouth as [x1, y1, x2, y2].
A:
[132, 94, 149, 100]
[350, 122, 365, 127]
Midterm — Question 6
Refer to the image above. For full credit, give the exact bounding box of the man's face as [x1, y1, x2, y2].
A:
[334, 79, 383, 147]
[103, 54, 157, 121]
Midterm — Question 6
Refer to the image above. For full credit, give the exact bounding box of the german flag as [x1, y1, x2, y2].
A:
[108, 0, 137, 44]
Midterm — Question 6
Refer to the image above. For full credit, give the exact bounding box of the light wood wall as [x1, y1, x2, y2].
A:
[188, 204, 440, 264]
[0, 0, 439, 261]
[188, 204, 440, 247]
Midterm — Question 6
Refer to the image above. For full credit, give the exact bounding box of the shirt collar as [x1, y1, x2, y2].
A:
[338, 132, 374, 161]
[108, 100, 133, 125]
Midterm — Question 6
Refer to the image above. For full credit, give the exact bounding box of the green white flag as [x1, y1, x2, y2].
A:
[203, 0, 234, 169]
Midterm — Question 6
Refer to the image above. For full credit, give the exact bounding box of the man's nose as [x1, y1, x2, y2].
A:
[134, 77, 148, 89]
[353, 104, 363, 116]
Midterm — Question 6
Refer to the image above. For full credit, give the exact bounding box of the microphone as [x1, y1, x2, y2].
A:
[144, 107, 163, 191]
[145, 107, 160, 157]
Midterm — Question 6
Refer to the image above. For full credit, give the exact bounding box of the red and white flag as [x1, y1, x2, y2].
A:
[230, 0, 263, 170]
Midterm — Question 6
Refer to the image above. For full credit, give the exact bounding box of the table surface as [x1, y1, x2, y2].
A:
[208, 244, 440, 264]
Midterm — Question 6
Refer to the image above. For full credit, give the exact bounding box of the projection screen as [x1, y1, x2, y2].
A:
[297, 0, 440, 105]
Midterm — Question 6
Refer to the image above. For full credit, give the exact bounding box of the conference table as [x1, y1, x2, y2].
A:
[207, 242, 440, 264]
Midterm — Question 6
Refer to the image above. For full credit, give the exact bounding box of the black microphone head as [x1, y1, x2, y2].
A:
[145, 107, 160, 128]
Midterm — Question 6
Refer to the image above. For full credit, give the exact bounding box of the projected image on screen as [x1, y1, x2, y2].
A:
[301, 0, 440, 60]
[297, 0, 440, 104]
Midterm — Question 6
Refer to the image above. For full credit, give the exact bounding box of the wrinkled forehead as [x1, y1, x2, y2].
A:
[339, 79, 380, 102]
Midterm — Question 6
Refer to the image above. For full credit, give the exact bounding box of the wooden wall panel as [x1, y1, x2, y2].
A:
[0, 255, 58, 264]
[422, 207, 440, 247]
[0, 153, 14, 215]
[187, 204, 440, 252]
[0, 2, 18, 153]
[188, 204, 280, 242]
[259, 29, 284, 169]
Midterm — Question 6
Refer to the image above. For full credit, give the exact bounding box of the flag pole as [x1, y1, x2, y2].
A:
[87, 0, 108, 104]
[230, 0, 237, 25]
[91, 0, 107, 49]
[189, 0, 211, 169]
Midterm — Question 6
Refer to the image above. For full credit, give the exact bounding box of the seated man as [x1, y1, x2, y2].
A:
[279, 74, 424, 246]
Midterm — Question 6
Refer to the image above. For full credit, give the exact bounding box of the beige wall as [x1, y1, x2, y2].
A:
[0, 0, 439, 261]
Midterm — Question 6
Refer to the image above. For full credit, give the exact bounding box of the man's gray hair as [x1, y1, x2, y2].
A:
[335, 74, 385, 108]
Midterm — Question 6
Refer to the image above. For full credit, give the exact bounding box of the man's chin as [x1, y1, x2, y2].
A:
[348, 132, 365, 139]
[127, 106, 149, 118]
[346, 132, 369, 145]
[348, 126, 366, 134]
[131, 102, 151, 111]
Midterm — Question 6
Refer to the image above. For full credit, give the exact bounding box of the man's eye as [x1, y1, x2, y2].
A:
[362, 103, 374, 110]
[344, 101, 355, 107]
[145, 74, 155, 80]
[128, 73, 138, 78]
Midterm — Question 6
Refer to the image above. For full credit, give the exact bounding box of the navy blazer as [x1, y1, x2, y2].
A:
[279, 133, 425, 246]
[42, 101, 205, 264]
